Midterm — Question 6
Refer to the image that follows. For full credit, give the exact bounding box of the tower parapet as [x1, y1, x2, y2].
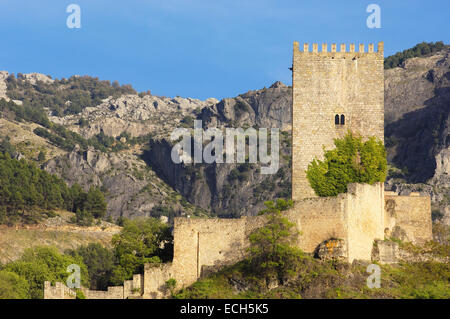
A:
[293, 42, 384, 54]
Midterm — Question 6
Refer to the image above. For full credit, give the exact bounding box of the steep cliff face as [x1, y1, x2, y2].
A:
[200, 81, 292, 130]
[146, 135, 291, 217]
[384, 48, 449, 221]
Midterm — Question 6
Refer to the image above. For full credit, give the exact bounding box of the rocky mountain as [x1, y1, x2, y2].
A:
[200, 81, 292, 130]
[50, 94, 218, 139]
[384, 47, 450, 224]
[0, 44, 448, 223]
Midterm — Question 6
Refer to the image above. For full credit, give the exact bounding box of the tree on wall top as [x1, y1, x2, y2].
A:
[306, 132, 387, 197]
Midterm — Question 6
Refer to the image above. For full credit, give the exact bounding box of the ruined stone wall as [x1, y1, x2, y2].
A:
[292, 42, 384, 200]
[384, 192, 432, 243]
[44, 281, 76, 299]
[166, 217, 267, 290]
[44, 274, 143, 299]
[44, 185, 433, 299]
[287, 196, 346, 253]
[123, 274, 144, 299]
[81, 286, 123, 299]
[345, 183, 385, 261]
[143, 263, 175, 299]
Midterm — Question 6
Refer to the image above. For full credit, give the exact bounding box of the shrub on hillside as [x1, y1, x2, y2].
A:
[384, 41, 446, 69]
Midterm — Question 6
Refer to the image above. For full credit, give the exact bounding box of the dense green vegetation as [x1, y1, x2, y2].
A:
[109, 218, 173, 285]
[6, 74, 136, 116]
[384, 41, 446, 69]
[0, 270, 29, 299]
[306, 132, 387, 197]
[1, 246, 88, 299]
[66, 243, 115, 290]
[0, 151, 106, 225]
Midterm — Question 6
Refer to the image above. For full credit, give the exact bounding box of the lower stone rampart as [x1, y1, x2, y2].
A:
[44, 183, 432, 299]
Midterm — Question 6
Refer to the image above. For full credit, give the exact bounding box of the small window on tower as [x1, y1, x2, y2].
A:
[335, 114, 340, 125]
[340, 114, 345, 125]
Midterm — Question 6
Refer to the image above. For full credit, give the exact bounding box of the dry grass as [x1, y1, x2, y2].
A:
[0, 210, 121, 264]
[0, 118, 66, 160]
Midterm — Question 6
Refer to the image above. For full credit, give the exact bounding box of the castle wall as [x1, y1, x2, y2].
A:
[44, 281, 76, 299]
[44, 184, 433, 299]
[167, 217, 267, 290]
[344, 183, 385, 261]
[384, 193, 432, 243]
[288, 196, 346, 254]
[143, 263, 175, 299]
[292, 42, 384, 200]
[44, 274, 143, 299]
[81, 286, 123, 299]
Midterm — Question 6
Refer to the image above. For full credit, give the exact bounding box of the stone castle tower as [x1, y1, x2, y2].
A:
[291, 42, 385, 200]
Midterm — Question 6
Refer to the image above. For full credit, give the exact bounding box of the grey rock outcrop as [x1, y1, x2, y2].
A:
[50, 94, 218, 138]
[20, 73, 54, 85]
[201, 82, 291, 130]
[0, 71, 8, 100]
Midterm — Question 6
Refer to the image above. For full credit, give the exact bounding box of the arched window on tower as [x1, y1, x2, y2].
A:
[335, 114, 340, 125]
[340, 114, 345, 125]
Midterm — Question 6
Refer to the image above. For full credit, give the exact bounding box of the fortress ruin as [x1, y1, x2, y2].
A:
[45, 42, 432, 299]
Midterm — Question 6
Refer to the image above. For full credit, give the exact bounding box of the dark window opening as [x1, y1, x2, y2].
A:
[335, 114, 340, 125]
[340, 114, 345, 125]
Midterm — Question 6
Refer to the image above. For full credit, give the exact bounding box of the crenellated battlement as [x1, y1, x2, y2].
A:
[293, 41, 383, 54]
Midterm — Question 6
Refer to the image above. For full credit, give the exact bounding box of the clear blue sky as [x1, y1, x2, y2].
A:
[0, 0, 448, 100]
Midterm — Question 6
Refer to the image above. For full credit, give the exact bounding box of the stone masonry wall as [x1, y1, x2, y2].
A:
[384, 192, 432, 243]
[44, 274, 143, 299]
[345, 183, 385, 261]
[44, 281, 76, 299]
[165, 216, 267, 290]
[287, 196, 346, 253]
[292, 42, 384, 200]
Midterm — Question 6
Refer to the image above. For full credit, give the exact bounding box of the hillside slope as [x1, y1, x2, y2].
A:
[0, 211, 120, 264]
